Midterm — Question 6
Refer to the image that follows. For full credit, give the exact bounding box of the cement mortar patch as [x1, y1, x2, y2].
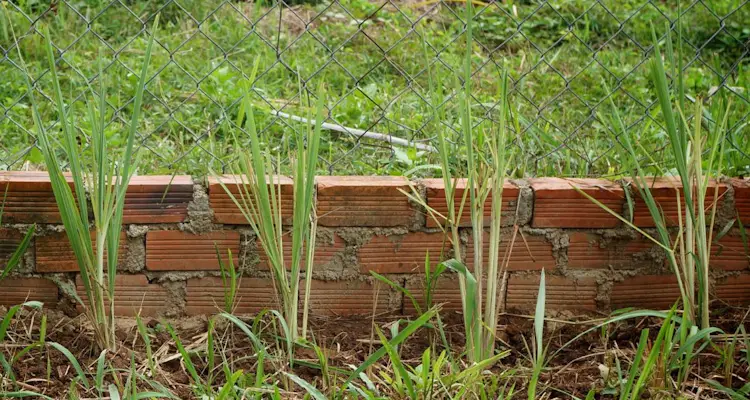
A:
[408, 182, 428, 230]
[148, 270, 212, 283]
[119, 236, 145, 272]
[512, 179, 534, 226]
[337, 227, 410, 247]
[46, 274, 79, 316]
[522, 227, 567, 272]
[127, 225, 149, 238]
[716, 179, 737, 229]
[184, 182, 214, 233]
[162, 280, 187, 317]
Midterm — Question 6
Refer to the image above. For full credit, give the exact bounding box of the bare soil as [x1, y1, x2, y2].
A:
[1, 305, 748, 399]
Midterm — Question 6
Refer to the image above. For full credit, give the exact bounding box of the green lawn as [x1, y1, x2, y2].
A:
[1, 0, 748, 177]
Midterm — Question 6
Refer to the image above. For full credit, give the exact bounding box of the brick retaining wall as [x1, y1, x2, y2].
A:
[1, 172, 748, 317]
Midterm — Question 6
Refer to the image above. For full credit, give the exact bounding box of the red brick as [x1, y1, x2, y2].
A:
[185, 277, 275, 315]
[530, 178, 624, 228]
[423, 178, 520, 228]
[146, 230, 239, 271]
[0, 278, 58, 307]
[610, 275, 680, 309]
[208, 175, 293, 225]
[300, 280, 394, 316]
[123, 175, 192, 223]
[258, 233, 345, 270]
[731, 178, 750, 223]
[465, 232, 555, 271]
[35, 231, 128, 273]
[404, 278, 463, 314]
[710, 233, 750, 271]
[0, 171, 74, 223]
[715, 275, 750, 305]
[630, 177, 727, 227]
[316, 176, 415, 227]
[567, 232, 657, 269]
[75, 274, 168, 316]
[506, 274, 597, 311]
[185, 278, 392, 316]
[0, 229, 24, 265]
[358, 232, 450, 274]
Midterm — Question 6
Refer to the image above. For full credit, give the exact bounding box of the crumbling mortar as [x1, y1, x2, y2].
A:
[46, 273, 79, 316]
[408, 180, 428, 231]
[511, 178, 534, 226]
[119, 235, 145, 273]
[715, 177, 737, 229]
[162, 280, 186, 317]
[521, 226, 567, 273]
[183, 182, 215, 233]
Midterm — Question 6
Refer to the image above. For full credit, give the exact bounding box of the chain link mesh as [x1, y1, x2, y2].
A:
[1, 0, 748, 177]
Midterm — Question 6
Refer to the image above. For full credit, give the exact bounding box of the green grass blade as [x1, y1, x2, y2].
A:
[108, 384, 121, 400]
[48, 342, 90, 389]
[370, 271, 421, 315]
[620, 329, 648, 400]
[345, 307, 438, 386]
[0, 391, 54, 400]
[284, 372, 328, 400]
[375, 325, 415, 398]
[1, 301, 42, 342]
[165, 324, 202, 386]
[0, 224, 35, 280]
[95, 349, 107, 397]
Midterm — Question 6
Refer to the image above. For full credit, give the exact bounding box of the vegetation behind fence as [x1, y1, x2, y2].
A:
[1, 0, 748, 177]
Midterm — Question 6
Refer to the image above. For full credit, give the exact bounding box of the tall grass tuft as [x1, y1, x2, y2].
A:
[214, 67, 323, 342]
[16, 18, 158, 351]
[403, 0, 511, 362]
[575, 22, 731, 329]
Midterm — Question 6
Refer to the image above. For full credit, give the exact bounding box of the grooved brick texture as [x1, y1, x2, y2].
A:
[711, 233, 750, 270]
[358, 232, 450, 273]
[506, 275, 597, 311]
[185, 277, 392, 316]
[630, 177, 727, 227]
[316, 176, 414, 227]
[610, 275, 680, 309]
[716, 275, 750, 305]
[0, 278, 58, 307]
[422, 178, 520, 228]
[186, 277, 275, 315]
[465, 232, 555, 271]
[530, 178, 624, 228]
[208, 175, 293, 225]
[124, 175, 192, 223]
[567, 232, 658, 269]
[146, 230, 239, 271]
[404, 278, 464, 314]
[258, 233, 345, 270]
[75, 275, 168, 316]
[732, 178, 750, 223]
[35, 231, 128, 272]
[0, 171, 71, 223]
[301, 280, 393, 315]
[0, 229, 23, 264]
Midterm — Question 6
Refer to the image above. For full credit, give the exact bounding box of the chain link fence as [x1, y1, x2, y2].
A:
[0, 0, 748, 177]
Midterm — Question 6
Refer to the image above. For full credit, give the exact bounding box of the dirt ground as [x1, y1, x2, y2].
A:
[1, 304, 748, 399]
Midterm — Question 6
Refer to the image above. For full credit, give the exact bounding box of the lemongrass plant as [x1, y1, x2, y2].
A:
[17, 19, 157, 351]
[574, 23, 731, 329]
[402, 0, 511, 363]
[213, 70, 323, 342]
